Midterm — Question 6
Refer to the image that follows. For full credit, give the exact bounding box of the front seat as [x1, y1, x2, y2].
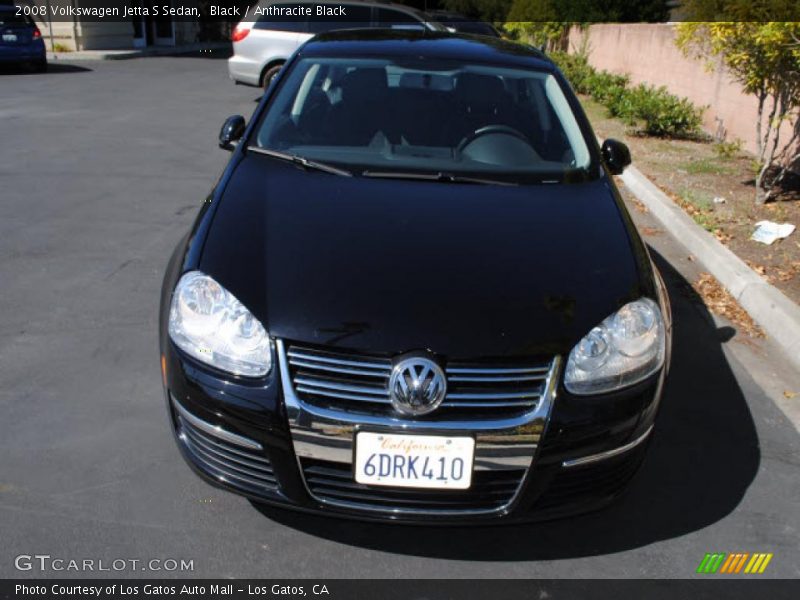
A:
[444, 73, 516, 145]
[325, 68, 390, 145]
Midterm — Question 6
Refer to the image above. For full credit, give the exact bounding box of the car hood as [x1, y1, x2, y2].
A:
[199, 154, 649, 359]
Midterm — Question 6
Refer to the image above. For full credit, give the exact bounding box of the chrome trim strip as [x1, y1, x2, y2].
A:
[172, 397, 263, 451]
[448, 374, 547, 382]
[445, 400, 536, 408]
[446, 366, 550, 375]
[447, 391, 541, 400]
[181, 437, 277, 489]
[296, 386, 392, 404]
[180, 421, 271, 463]
[294, 376, 389, 396]
[287, 350, 390, 370]
[182, 432, 275, 483]
[278, 338, 562, 516]
[181, 421, 273, 471]
[561, 425, 654, 468]
[290, 359, 390, 378]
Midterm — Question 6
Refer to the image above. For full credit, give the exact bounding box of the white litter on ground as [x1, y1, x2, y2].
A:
[751, 221, 796, 245]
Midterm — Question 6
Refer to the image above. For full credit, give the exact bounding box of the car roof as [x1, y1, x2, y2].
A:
[299, 30, 553, 70]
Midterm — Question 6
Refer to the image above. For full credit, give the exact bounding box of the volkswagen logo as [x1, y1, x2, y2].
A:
[388, 356, 447, 416]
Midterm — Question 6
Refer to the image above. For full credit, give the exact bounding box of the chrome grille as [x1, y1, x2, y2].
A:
[286, 345, 555, 418]
[174, 402, 277, 493]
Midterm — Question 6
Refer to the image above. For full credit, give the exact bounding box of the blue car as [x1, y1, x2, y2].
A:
[0, 6, 46, 72]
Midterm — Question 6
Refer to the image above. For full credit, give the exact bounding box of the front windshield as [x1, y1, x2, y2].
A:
[253, 56, 593, 183]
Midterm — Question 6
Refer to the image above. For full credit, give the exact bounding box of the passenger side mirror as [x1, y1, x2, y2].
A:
[219, 115, 246, 151]
[601, 138, 631, 175]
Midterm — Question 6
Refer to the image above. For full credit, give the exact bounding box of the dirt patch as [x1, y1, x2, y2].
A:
[583, 94, 800, 306]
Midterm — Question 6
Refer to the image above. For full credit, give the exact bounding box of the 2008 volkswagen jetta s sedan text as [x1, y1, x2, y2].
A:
[159, 30, 672, 523]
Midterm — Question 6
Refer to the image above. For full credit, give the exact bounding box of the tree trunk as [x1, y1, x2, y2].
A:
[755, 166, 768, 204]
[755, 91, 766, 161]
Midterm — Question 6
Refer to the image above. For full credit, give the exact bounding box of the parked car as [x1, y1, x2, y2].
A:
[426, 10, 500, 37]
[163, 30, 671, 523]
[227, 0, 444, 88]
[0, 6, 46, 72]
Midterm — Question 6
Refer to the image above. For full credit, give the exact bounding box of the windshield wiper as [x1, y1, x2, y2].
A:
[248, 146, 352, 177]
[361, 170, 517, 186]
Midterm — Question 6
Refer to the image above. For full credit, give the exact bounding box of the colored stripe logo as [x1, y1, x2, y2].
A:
[697, 553, 773, 574]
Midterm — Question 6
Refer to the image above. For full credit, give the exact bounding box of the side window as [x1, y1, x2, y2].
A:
[254, 4, 307, 33]
[375, 8, 424, 29]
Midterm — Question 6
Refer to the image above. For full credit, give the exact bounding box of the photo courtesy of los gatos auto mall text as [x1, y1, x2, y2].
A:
[0, 0, 799, 598]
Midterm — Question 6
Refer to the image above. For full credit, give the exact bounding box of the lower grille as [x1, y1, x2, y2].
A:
[176, 407, 277, 494]
[302, 459, 525, 514]
[533, 450, 644, 511]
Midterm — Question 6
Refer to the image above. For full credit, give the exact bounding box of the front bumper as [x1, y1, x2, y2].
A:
[163, 336, 665, 524]
[227, 53, 262, 86]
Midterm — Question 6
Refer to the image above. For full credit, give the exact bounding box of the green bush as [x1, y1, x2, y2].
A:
[585, 71, 630, 106]
[549, 51, 595, 95]
[621, 84, 705, 138]
[550, 50, 704, 139]
[713, 138, 743, 159]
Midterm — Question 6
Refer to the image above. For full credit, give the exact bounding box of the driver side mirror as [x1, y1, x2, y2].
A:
[601, 139, 631, 175]
[219, 115, 246, 151]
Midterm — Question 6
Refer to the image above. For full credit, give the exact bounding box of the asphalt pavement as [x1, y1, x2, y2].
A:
[0, 57, 798, 579]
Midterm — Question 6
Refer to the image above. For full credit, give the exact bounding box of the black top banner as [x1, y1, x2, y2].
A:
[4, 0, 800, 24]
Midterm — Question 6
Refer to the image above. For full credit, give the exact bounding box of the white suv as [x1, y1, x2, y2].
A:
[228, 1, 444, 88]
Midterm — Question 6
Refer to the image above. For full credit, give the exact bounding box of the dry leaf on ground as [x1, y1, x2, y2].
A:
[692, 273, 765, 338]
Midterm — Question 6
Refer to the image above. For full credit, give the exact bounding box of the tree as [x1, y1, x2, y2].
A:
[676, 21, 800, 203]
[503, 0, 669, 51]
[505, 0, 566, 50]
[440, 0, 514, 22]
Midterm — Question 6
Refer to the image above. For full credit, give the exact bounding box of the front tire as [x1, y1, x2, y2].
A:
[261, 64, 283, 91]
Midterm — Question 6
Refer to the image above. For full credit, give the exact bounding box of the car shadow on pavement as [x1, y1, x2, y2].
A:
[252, 248, 761, 560]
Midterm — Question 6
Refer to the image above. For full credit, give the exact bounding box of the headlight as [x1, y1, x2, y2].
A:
[168, 271, 272, 377]
[564, 298, 665, 395]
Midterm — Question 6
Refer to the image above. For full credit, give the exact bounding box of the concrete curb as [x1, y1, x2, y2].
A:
[621, 165, 800, 371]
[48, 42, 231, 61]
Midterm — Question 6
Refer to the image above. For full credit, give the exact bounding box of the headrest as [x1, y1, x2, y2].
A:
[340, 68, 388, 104]
[455, 73, 505, 113]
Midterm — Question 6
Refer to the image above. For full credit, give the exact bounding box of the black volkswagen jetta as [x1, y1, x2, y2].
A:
[159, 30, 672, 522]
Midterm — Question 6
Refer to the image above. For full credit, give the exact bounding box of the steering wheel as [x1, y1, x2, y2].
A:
[456, 125, 533, 155]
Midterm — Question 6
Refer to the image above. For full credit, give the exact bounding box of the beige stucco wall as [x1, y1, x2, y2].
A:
[76, 20, 137, 50]
[568, 23, 796, 158]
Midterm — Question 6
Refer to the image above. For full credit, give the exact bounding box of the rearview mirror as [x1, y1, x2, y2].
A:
[601, 139, 631, 175]
[219, 115, 246, 151]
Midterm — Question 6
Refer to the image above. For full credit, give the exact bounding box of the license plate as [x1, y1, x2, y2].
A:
[2, 34, 18, 42]
[354, 432, 475, 489]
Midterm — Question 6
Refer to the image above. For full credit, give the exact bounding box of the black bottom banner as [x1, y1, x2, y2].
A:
[3, 580, 799, 600]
